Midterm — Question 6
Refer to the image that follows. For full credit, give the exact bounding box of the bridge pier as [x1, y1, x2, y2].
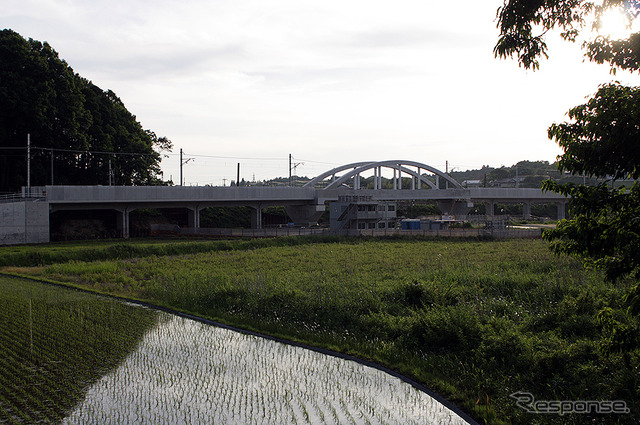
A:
[116, 207, 130, 239]
[187, 205, 201, 229]
[522, 201, 531, 220]
[250, 206, 262, 229]
[285, 204, 325, 227]
[557, 201, 567, 220]
[437, 199, 473, 217]
[483, 201, 495, 218]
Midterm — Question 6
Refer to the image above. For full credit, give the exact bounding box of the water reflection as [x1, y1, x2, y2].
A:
[0, 277, 469, 425]
[64, 312, 468, 425]
[0, 277, 158, 424]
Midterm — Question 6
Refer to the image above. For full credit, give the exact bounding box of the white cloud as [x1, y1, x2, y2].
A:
[3, 0, 635, 184]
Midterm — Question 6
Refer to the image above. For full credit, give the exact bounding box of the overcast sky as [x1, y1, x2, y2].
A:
[4, 0, 638, 185]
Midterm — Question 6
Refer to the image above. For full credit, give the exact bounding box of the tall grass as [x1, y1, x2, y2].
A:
[4, 238, 639, 424]
[0, 235, 358, 267]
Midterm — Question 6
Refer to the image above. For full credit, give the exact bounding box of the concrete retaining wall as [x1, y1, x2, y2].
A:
[0, 201, 50, 245]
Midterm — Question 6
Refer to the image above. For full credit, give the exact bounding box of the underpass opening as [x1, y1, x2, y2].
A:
[50, 209, 119, 241]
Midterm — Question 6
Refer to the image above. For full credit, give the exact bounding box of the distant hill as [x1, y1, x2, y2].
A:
[450, 160, 602, 188]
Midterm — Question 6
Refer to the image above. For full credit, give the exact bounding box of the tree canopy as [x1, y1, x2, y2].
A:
[0, 29, 172, 193]
[495, 0, 640, 72]
[496, 1, 640, 318]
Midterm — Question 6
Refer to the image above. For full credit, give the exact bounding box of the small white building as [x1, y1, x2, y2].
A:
[462, 179, 481, 188]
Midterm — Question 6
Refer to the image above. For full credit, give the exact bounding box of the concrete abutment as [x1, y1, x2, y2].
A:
[0, 201, 49, 245]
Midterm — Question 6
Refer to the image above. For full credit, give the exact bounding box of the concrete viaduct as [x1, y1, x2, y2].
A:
[0, 160, 568, 244]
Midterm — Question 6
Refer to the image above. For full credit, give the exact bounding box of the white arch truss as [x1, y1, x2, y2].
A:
[304, 160, 463, 190]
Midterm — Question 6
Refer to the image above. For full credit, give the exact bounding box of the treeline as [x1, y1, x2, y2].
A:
[450, 160, 603, 188]
[256, 161, 588, 190]
[0, 29, 171, 193]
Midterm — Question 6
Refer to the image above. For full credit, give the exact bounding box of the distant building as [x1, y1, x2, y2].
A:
[492, 177, 526, 188]
[329, 195, 397, 230]
[462, 179, 481, 188]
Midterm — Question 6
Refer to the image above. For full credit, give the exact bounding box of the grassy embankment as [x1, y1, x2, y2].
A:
[2, 236, 638, 425]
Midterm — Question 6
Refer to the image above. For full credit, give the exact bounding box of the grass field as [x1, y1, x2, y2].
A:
[2, 236, 638, 424]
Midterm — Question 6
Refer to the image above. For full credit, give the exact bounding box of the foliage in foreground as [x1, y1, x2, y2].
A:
[5, 238, 639, 425]
[542, 83, 640, 324]
[497, 0, 640, 348]
[497, 1, 640, 373]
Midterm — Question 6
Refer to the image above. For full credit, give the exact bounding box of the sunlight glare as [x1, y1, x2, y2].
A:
[596, 7, 636, 39]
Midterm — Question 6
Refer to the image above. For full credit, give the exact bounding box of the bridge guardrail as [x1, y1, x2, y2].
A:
[0, 193, 47, 203]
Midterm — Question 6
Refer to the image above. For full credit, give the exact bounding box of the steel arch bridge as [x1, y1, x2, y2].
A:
[304, 160, 463, 191]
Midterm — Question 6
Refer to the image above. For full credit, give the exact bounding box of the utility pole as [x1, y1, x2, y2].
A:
[50, 148, 54, 185]
[108, 159, 114, 186]
[237, 163, 240, 187]
[445, 160, 448, 190]
[179, 148, 194, 186]
[27, 134, 31, 192]
[288, 154, 303, 186]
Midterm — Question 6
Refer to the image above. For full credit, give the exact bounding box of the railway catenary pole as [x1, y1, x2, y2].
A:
[27, 134, 31, 192]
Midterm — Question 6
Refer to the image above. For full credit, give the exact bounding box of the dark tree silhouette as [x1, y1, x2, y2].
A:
[0, 29, 171, 192]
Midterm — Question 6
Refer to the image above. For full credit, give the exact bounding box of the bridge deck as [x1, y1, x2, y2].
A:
[30, 185, 569, 208]
[1, 184, 568, 245]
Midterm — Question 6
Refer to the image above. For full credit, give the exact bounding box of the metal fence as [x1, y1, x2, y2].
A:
[0, 192, 47, 203]
[176, 227, 331, 238]
[336, 227, 543, 239]
[175, 226, 543, 239]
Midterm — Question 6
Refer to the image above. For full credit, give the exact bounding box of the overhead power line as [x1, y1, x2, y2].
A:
[293, 157, 341, 166]
[31, 146, 159, 157]
[176, 152, 286, 161]
[0, 145, 158, 156]
[1, 146, 331, 172]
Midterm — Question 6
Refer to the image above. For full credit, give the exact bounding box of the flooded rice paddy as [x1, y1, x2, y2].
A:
[0, 277, 469, 425]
